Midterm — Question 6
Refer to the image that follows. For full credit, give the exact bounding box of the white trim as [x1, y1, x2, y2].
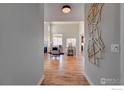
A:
[51, 21, 84, 25]
[37, 74, 45, 85]
[44, 21, 84, 24]
[83, 71, 94, 85]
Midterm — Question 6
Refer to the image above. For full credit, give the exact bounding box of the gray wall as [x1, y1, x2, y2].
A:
[120, 4, 124, 85]
[84, 4, 120, 85]
[0, 4, 44, 85]
[44, 3, 84, 22]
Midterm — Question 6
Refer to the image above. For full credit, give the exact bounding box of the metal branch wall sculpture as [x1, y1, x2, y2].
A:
[87, 3, 105, 65]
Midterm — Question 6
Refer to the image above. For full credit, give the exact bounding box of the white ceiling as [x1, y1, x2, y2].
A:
[44, 3, 84, 22]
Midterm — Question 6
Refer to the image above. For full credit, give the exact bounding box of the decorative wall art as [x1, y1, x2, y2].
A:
[87, 3, 105, 65]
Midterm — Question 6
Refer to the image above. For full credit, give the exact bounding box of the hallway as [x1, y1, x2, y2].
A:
[42, 54, 89, 85]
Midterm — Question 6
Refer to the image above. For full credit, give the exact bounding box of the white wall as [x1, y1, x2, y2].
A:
[51, 23, 80, 53]
[120, 4, 124, 85]
[44, 22, 50, 47]
[84, 4, 120, 85]
[79, 22, 84, 52]
[0, 4, 44, 85]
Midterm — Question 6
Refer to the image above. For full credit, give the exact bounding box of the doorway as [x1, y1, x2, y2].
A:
[42, 21, 89, 85]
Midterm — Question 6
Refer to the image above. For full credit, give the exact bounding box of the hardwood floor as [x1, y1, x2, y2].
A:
[42, 53, 89, 85]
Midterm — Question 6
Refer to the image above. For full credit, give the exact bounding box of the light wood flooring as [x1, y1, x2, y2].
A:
[42, 53, 89, 85]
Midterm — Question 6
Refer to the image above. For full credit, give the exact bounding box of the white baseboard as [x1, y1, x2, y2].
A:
[83, 72, 94, 85]
[37, 74, 45, 85]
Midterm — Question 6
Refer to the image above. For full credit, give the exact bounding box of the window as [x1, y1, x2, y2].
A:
[66, 38, 76, 47]
[52, 34, 63, 46]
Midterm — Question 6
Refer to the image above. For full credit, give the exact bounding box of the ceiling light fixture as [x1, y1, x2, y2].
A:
[62, 5, 71, 14]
